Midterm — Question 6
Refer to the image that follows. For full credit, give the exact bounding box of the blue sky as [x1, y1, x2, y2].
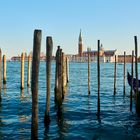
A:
[0, 0, 140, 58]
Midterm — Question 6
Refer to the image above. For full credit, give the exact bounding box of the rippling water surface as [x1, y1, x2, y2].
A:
[0, 62, 140, 140]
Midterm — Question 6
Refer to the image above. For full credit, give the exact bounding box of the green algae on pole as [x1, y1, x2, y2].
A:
[44, 36, 53, 126]
[3, 55, 6, 84]
[31, 29, 42, 140]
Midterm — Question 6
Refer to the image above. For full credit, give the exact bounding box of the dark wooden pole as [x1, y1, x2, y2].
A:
[31, 29, 42, 139]
[58, 48, 63, 101]
[123, 51, 126, 95]
[66, 57, 69, 83]
[55, 47, 59, 102]
[62, 52, 65, 99]
[20, 52, 25, 90]
[44, 36, 53, 125]
[0, 49, 2, 97]
[130, 50, 134, 111]
[3, 55, 6, 84]
[134, 36, 140, 114]
[97, 40, 100, 114]
[55, 46, 62, 107]
[114, 55, 116, 95]
[27, 54, 31, 87]
[87, 48, 90, 95]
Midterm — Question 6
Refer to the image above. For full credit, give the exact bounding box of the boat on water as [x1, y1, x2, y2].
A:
[127, 72, 140, 92]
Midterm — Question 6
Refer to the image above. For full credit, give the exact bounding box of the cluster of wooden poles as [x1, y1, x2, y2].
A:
[0, 29, 140, 139]
[87, 36, 140, 116]
[0, 29, 69, 139]
[114, 36, 140, 114]
[0, 49, 32, 92]
[31, 30, 69, 139]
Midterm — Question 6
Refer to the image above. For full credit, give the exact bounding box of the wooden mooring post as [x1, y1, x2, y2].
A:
[97, 40, 100, 115]
[62, 53, 68, 96]
[3, 55, 6, 84]
[123, 51, 126, 95]
[114, 55, 116, 95]
[20, 52, 25, 90]
[87, 47, 90, 95]
[31, 29, 42, 139]
[130, 50, 134, 111]
[134, 36, 140, 114]
[54, 46, 68, 113]
[44, 36, 53, 125]
[0, 49, 2, 97]
[62, 52, 65, 98]
[55, 46, 62, 109]
[66, 57, 69, 83]
[27, 54, 31, 87]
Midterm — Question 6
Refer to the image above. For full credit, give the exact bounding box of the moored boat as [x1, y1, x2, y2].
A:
[127, 72, 140, 92]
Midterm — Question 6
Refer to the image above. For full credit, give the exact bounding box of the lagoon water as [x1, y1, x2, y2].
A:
[0, 62, 140, 140]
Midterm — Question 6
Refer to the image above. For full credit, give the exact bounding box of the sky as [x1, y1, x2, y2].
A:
[0, 0, 140, 59]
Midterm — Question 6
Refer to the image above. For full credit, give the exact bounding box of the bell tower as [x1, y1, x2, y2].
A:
[78, 29, 83, 57]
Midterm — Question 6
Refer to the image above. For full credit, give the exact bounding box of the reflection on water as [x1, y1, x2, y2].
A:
[0, 62, 140, 139]
[20, 90, 24, 100]
[3, 84, 6, 96]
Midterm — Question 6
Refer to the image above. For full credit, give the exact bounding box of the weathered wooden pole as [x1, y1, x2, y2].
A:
[87, 48, 90, 95]
[55, 46, 62, 107]
[3, 55, 6, 84]
[0, 49, 2, 97]
[114, 55, 116, 95]
[130, 50, 134, 111]
[66, 57, 69, 83]
[27, 54, 31, 87]
[123, 51, 126, 95]
[20, 52, 25, 90]
[31, 29, 42, 139]
[58, 48, 63, 101]
[97, 40, 100, 114]
[55, 47, 59, 102]
[62, 52, 65, 98]
[134, 36, 140, 114]
[44, 36, 53, 125]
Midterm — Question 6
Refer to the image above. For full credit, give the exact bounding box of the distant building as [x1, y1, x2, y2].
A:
[11, 55, 21, 61]
[78, 29, 83, 57]
[40, 52, 46, 61]
[118, 55, 135, 63]
[82, 45, 117, 62]
[11, 52, 47, 61]
[68, 30, 117, 62]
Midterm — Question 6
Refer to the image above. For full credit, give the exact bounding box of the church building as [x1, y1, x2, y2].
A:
[76, 30, 117, 62]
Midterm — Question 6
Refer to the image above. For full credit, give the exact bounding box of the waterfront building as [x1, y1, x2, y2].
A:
[118, 55, 135, 63]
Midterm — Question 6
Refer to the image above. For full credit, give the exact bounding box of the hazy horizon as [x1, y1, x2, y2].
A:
[0, 0, 140, 59]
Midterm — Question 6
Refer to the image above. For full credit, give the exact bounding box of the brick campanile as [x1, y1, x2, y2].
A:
[78, 29, 83, 57]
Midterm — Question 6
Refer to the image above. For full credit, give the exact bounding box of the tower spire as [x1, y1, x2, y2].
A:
[79, 29, 82, 42]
